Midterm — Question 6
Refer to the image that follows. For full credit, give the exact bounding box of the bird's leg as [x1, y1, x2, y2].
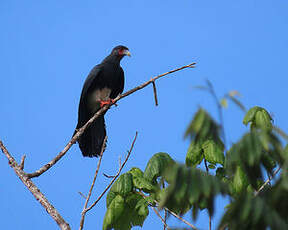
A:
[99, 99, 116, 108]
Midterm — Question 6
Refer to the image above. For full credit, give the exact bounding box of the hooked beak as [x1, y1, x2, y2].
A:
[124, 50, 131, 57]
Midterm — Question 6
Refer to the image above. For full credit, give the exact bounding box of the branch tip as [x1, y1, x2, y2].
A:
[20, 154, 26, 170]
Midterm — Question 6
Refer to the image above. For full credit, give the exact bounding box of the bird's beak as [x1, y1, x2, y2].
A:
[124, 50, 131, 57]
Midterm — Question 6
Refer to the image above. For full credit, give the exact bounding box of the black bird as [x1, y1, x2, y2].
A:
[75, 45, 131, 157]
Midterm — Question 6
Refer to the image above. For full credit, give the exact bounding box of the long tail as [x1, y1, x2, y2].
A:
[76, 115, 107, 157]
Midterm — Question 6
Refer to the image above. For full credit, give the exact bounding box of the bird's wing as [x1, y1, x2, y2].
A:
[76, 64, 103, 128]
[110, 67, 125, 98]
[118, 67, 125, 94]
[80, 64, 103, 102]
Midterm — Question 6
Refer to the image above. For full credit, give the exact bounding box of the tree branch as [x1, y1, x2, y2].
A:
[206, 80, 226, 149]
[151, 206, 170, 230]
[152, 80, 159, 106]
[203, 158, 212, 230]
[84, 132, 138, 213]
[19, 154, 26, 170]
[255, 166, 281, 196]
[0, 141, 70, 230]
[162, 181, 167, 230]
[25, 62, 195, 178]
[79, 136, 107, 230]
[138, 191, 199, 230]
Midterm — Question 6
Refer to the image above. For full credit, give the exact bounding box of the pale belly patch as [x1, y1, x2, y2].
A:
[87, 87, 111, 112]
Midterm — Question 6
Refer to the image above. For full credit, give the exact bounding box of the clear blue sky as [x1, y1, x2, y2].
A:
[1, 1, 288, 229]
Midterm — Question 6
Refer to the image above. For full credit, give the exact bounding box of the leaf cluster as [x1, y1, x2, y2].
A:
[103, 105, 288, 230]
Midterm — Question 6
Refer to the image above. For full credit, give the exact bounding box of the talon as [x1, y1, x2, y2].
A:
[99, 99, 116, 108]
[100, 100, 111, 108]
[111, 99, 118, 106]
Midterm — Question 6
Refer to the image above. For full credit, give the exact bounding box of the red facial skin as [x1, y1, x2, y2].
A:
[118, 49, 125, 56]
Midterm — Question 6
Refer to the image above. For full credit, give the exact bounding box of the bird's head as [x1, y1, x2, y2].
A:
[111, 45, 131, 58]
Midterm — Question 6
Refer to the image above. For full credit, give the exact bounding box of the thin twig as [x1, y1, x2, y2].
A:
[162, 181, 167, 230]
[138, 191, 198, 230]
[78, 192, 87, 199]
[203, 158, 212, 230]
[152, 80, 158, 106]
[0, 141, 70, 230]
[151, 206, 170, 230]
[103, 173, 115, 178]
[273, 126, 288, 142]
[204, 158, 209, 173]
[163, 206, 198, 230]
[20, 154, 26, 170]
[163, 209, 167, 230]
[79, 136, 107, 230]
[26, 63, 196, 178]
[206, 80, 226, 149]
[84, 132, 138, 213]
[118, 156, 121, 169]
[255, 167, 281, 196]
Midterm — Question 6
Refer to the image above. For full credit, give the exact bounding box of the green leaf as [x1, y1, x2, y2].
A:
[103, 193, 149, 230]
[231, 166, 249, 194]
[160, 164, 227, 217]
[143, 152, 174, 183]
[243, 106, 262, 125]
[243, 106, 272, 131]
[128, 167, 144, 178]
[106, 191, 117, 208]
[185, 108, 223, 147]
[110, 173, 133, 197]
[132, 176, 157, 192]
[185, 109, 207, 138]
[202, 140, 225, 165]
[255, 110, 272, 131]
[103, 195, 125, 230]
[185, 141, 203, 167]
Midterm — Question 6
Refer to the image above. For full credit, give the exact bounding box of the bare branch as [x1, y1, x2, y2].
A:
[151, 206, 170, 230]
[78, 192, 87, 199]
[162, 182, 167, 230]
[152, 80, 159, 106]
[84, 132, 138, 213]
[0, 141, 70, 230]
[255, 166, 281, 196]
[163, 209, 167, 230]
[26, 63, 195, 178]
[79, 136, 107, 230]
[103, 173, 115, 178]
[163, 207, 198, 230]
[20, 154, 26, 170]
[205, 79, 226, 149]
[203, 158, 212, 230]
[137, 191, 199, 230]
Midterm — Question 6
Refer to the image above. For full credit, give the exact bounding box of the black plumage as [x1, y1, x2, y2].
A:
[75, 45, 130, 157]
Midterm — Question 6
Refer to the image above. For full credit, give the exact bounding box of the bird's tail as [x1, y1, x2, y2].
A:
[77, 115, 107, 157]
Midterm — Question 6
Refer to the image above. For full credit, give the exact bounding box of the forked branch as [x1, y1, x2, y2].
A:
[85, 131, 138, 213]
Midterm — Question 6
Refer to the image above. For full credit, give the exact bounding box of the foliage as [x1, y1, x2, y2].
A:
[103, 103, 288, 230]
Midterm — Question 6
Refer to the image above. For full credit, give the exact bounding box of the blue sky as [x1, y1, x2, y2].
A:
[1, 1, 288, 229]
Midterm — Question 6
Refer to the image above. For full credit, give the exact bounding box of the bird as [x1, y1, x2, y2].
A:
[74, 45, 131, 157]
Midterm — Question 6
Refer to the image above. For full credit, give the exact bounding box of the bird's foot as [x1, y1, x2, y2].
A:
[100, 99, 116, 108]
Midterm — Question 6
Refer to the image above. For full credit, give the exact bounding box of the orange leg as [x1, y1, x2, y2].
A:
[99, 99, 115, 108]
